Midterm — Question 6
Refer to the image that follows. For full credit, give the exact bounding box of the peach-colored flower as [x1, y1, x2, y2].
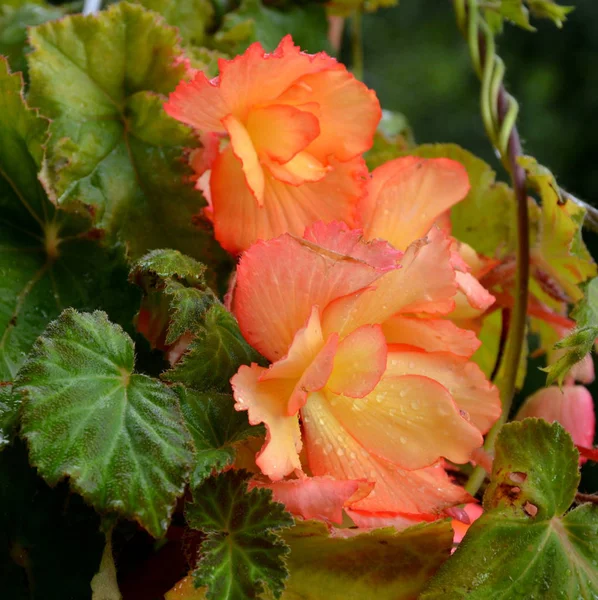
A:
[359, 156, 496, 324]
[165, 36, 380, 254]
[230, 221, 500, 521]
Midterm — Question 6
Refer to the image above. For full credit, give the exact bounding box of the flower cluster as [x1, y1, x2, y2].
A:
[166, 37, 503, 527]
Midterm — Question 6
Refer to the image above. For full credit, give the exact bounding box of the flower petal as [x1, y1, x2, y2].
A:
[275, 67, 381, 162]
[223, 114, 265, 204]
[322, 227, 457, 337]
[303, 221, 401, 270]
[247, 104, 320, 164]
[327, 325, 387, 398]
[302, 391, 471, 515]
[164, 71, 229, 133]
[210, 150, 366, 254]
[385, 349, 501, 434]
[218, 36, 339, 119]
[264, 151, 329, 185]
[516, 385, 596, 449]
[232, 221, 385, 361]
[381, 316, 481, 357]
[361, 156, 470, 251]
[253, 476, 372, 524]
[346, 510, 431, 530]
[231, 364, 302, 480]
[327, 375, 483, 469]
[260, 307, 339, 414]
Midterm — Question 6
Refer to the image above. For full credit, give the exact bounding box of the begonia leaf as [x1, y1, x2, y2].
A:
[0, 384, 18, 451]
[214, 0, 331, 55]
[519, 156, 596, 304]
[545, 277, 598, 386]
[0, 441, 104, 598]
[0, 0, 65, 76]
[0, 59, 139, 381]
[278, 519, 453, 600]
[15, 309, 194, 538]
[131, 0, 214, 47]
[166, 518, 453, 600]
[402, 144, 516, 258]
[175, 386, 261, 487]
[26, 3, 223, 262]
[422, 419, 598, 599]
[164, 303, 264, 391]
[186, 469, 293, 600]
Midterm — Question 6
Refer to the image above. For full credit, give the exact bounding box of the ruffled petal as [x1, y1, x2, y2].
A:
[210, 150, 366, 254]
[385, 349, 501, 434]
[516, 385, 595, 449]
[346, 510, 427, 530]
[326, 375, 483, 469]
[253, 476, 373, 524]
[275, 68, 381, 162]
[303, 221, 401, 269]
[327, 325, 387, 398]
[231, 364, 302, 480]
[301, 391, 471, 515]
[218, 36, 340, 119]
[232, 221, 385, 361]
[361, 156, 470, 251]
[264, 151, 329, 185]
[322, 228, 457, 337]
[247, 104, 320, 164]
[381, 316, 481, 357]
[164, 72, 230, 133]
[223, 114, 265, 204]
[261, 307, 339, 414]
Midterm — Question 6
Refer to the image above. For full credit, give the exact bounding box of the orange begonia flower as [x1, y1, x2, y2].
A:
[164, 36, 381, 254]
[230, 221, 500, 520]
[359, 156, 496, 320]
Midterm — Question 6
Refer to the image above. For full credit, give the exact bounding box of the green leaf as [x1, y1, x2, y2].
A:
[175, 386, 262, 487]
[0, 383, 19, 451]
[186, 469, 293, 600]
[402, 144, 516, 258]
[0, 1, 65, 76]
[164, 303, 263, 391]
[527, 0, 574, 27]
[545, 277, 598, 386]
[365, 109, 414, 171]
[484, 419, 579, 518]
[280, 519, 453, 600]
[519, 156, 596, 304]
[27, 3, 225, 263]
[131, 0, 214, 46]
[214, 0, 331, 55]
[130, 248, 218, 348]
[327, 0, 399, 17]
[0, 58, 139, 380]
[15, 309, 194, 538]
[422, 420, 598, 599]
[0, 441, 105, 599]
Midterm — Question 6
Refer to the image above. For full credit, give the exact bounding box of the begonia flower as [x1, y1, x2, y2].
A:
[359, 156, 495, 322]
[230, 221, 500, 521]
[516, 384, 596, 450]
[164, 36, 381, 254]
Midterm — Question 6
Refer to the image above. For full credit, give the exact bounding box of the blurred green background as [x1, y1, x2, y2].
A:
[346, 0, 598, 488]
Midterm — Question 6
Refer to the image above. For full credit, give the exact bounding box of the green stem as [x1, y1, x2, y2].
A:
[456, 2, 530, 496]
[351, 8, 364, 81]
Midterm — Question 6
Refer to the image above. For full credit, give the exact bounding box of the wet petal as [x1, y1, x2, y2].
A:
[232, 220, 385, 361]
[382, 316, 480, 357]
[302, 391, 471, 515]
[253, 476, 372, 524]
[327, 375, 483, 469]
[327, 325, 387, 398]
[361, 156, 470, 251]
[231, 364, 302, 480]
[385, 349, 501, 434]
